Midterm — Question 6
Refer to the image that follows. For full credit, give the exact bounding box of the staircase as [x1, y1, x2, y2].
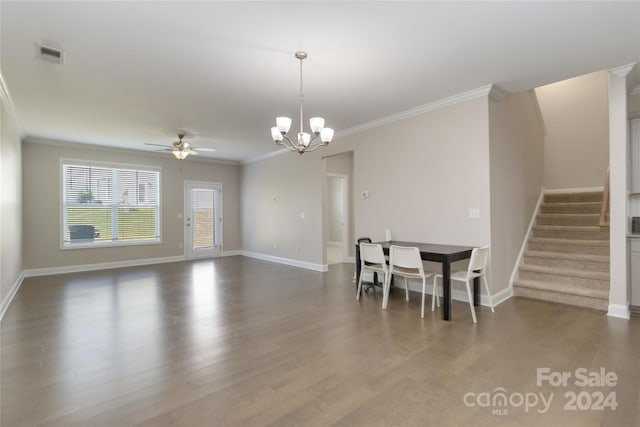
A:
[513, 191, 610, 311]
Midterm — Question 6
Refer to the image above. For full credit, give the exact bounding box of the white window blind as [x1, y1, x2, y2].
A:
[62, 161, 160, 247]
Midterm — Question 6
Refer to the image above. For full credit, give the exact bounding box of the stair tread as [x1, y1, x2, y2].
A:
[528, 237, 610, 246]
[542, 201, 601, 206]
[524, 250, 609, 263]
[538, 213, 600, 218]
[533, 224, 607, 231]
[519, 264, 609, 280]
[514, 279, 609, 299]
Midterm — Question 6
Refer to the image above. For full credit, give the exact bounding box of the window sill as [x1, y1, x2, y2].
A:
[61, 239, 162, 250]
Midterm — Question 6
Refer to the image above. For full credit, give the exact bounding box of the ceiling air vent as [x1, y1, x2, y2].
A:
[36, 43, 64, 64]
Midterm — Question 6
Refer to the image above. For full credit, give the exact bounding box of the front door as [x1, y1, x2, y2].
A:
[184, 181, 222, 259]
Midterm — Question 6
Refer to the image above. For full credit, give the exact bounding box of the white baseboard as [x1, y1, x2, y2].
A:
[222, 250, 243, 257]
[23, 255, 186, 278]
[347, 256, 356, 264]
[1, 271, 25, 321]
[544, 186, 604, 194]
[327, 241, 343, 247]
[240, 251, 327, 272]
[607, 303, 630, 320]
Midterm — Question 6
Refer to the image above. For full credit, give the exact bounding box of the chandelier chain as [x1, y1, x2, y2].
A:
[299, 56, 304, 137]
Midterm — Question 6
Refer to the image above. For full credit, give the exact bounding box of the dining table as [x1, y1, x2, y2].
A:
[355, 240, 478, 321]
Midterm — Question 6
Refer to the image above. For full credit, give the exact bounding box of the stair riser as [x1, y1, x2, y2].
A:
[544, 193, 603, 203]
[532, 229, 609, 240]
[523, 256, 609, 273]
[519, 270, 609, 290]
[537, 216, 600, 226]
[541, 204, 601, 214]
[527, 241, 609, 256]
[513, 287, 608, 311]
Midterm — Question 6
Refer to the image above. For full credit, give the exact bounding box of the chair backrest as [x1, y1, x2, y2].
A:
[359, 242, 386, 266]
[357, 237, 372, 245]
[468, 246, 489, 275]
[389, 245, 424, 273]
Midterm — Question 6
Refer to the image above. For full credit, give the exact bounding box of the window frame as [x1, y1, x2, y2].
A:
[59, 158, 163, 250]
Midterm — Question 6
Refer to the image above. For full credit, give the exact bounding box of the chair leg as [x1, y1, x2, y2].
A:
[356, 269, 364, 300]
[404, 277, 409, 301]
[382, 273, 391, 310]
[431, 276, 440, 311]
[421, 276, 426, 318]
[464, 279, 478, 323]
[482, 275, 495, 312]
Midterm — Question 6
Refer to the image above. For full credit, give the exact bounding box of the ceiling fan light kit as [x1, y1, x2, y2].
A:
[270, 51, 334, 155]
[145, 133, 216, 160]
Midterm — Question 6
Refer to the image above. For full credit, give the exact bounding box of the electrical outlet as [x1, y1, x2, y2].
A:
[273, 243, 278, 249]
[299, 212, 306, 219]
[469, 208, 480, 219]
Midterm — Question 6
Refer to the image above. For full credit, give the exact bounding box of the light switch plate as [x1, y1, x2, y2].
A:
[469, 208, 480, 219]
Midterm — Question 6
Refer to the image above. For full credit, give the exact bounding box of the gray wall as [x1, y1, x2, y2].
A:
[22, 140, 241, 270]
[536, 71, 609, 189]
[242, 96, 495, 285]
[1, 95, 23, 310]
[489, 91, 545, 294]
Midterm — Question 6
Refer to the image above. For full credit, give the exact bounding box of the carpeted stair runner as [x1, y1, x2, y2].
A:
[513, 191, 609, 311]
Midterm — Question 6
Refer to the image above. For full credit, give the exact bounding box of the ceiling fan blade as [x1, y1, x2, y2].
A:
[145, 142, 172, 148]
[197, 147, 217, 152]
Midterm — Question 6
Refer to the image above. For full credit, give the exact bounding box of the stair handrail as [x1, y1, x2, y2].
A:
[599, 166, 610, 228]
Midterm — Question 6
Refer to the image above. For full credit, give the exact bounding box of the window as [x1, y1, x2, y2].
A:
[61, 160, 161, 248]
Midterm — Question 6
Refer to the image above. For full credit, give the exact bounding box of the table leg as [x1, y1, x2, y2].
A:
[473, 276, 480, 306]
[442, 261, 451, 321]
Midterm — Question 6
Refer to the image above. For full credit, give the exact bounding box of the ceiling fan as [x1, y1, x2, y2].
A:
[145, 133, 216, 160]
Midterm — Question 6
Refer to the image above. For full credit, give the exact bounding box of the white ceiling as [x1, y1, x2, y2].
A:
[2, 1, 639, 163]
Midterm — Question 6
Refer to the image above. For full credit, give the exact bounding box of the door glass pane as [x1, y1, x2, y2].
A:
[191, 189, 215, 249]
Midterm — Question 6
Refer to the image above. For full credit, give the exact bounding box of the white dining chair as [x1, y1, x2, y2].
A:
[432, 246, 494, 323]
[388, 245, 436, 318]
[356, 242, 390, 303]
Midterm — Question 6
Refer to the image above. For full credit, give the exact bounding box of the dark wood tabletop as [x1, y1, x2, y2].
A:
[376, 240, 474, 262]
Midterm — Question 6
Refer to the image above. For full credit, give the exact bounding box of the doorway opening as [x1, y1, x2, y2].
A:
[184, 181, 222, 259]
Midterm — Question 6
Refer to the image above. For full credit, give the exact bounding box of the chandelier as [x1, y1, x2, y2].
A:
[270, 51, 334, 154]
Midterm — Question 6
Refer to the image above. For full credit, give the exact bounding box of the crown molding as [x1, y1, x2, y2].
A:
[610, 63, 636, 78]
[243, 147, 289, 165]
[24, 136, 240, 165]
[337, 84, 494, 139]
[243, 84, 499, 165]
[0, 69, 25, 138]
[489, 84, 509, 102]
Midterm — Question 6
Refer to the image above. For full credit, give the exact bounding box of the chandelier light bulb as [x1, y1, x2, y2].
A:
[309, 117, 325, 134]
[320, 128, 334, 143]
[276, 117, 292, 134]
[271, 127, 284, 142]
[298, 132, 311, 147]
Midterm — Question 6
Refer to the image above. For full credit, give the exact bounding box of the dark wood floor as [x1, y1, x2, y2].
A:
[1, 256, 638, 426]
